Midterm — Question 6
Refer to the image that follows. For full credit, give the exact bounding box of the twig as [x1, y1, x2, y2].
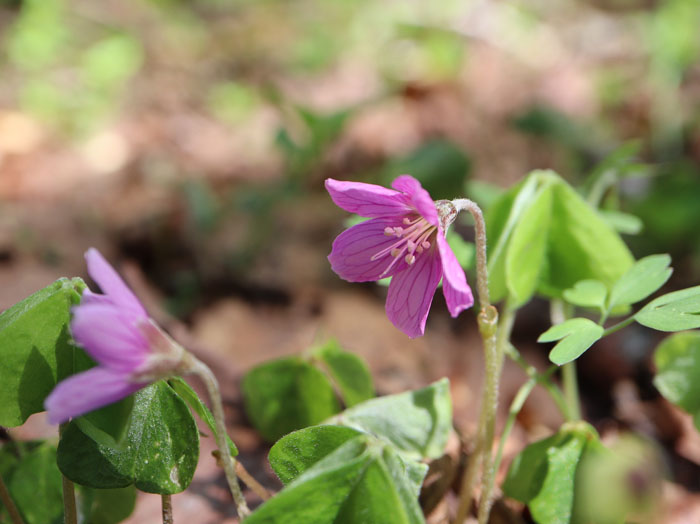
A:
[59, 424, 78, 524]
[0, 471, 24, 524]
[236, 461, 272, 501]
[162, 494, 174, 524]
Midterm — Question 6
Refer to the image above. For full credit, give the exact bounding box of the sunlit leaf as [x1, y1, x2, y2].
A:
[539, 318, 604, 365]
[562, 280, 607, 310]
[635, 286, 700, 332]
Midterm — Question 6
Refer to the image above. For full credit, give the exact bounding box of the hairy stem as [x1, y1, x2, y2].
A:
[477, 307, 515, 524]
[59, 424, 78, 524]
[452, 198, 512, 524]
[188, 356, 250, 518]
[0, 471, 24, 524]
[162, 494, 174, 524]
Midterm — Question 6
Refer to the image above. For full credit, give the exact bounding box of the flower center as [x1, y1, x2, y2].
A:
[371, 215, 437, 276]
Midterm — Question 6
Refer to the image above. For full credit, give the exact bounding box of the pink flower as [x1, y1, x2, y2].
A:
[326, 175, 474, 338]
[45, 248, 184, 424]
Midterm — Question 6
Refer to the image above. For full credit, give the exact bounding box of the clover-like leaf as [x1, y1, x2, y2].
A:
[313, 340, 374, 407]
[608, 254, 672, 310]
[539, 318, 604, 365]
[562, 280, 607, 311]
[0, 278, 85, 427]
[247, 435, 425, 524]
[242, 357, 341, 442]
[504, 422, 599, 524]
[57, 380, 199, 494]
[325, 378, 452, 460]
[635, 285, 700, 332]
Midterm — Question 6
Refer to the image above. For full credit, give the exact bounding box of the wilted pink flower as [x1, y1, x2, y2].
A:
[45, 248, 184, 424]
[326, 175, 474, 337]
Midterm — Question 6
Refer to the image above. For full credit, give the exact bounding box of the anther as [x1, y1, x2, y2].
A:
[393, 227, 403, 235]
[405, 254, 416, 265]
[403, 217, 411, 225]
[384, 227, 394, 236]
[391, 248, 401, 257]
[416, 245, 424, 254]
[422, 240, 431, 249]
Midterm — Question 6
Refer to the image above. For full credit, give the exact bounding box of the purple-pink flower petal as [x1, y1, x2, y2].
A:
[437, 234, 474, 317]
[385, 250, 443, 338]
[390, 175, 439, 226]
[328, 216, 410, 282]
[325, 179, 412, 218]
[85, 248, 147, 316]
[71, 304, 150, 371]
[45, 367, 144, 424]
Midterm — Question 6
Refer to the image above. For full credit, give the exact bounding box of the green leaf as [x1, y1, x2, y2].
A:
[3, 443, 63, 524]
[169, 377, 238, 456]
[653, 331, 700, 414]
[242, 357, 341, 442]
[326, 378, 451, 461]
[562, 280, 607, 310]
[539, 318, 604, 365]
[0, 277, 85, 427]
[269, 425, 365, 485]
[57, 380, 199, 494]
[487, 175, 540, 302]
[635, 286, 700, 332]
[539, 176, 634, 296]
[505, 183, 552, 307]
[79, 486, 137, 524]
[608, 254, 672, 310]
[313, 340, 374, 407]
[504, 423, 598, 524]
[246, 436, 425, 524]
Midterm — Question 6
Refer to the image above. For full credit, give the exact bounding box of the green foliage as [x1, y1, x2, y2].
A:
[0, 442, 63, 524]
[488, 170, 634, 307]
[57, 381, 199, 494]
[247, 436, 425, 524]
[168, 377, 238, 456]
[242, 357, 341, 442]
[312, 341, 374, 407]
[608, 254, 672, 311]
[653, 331, 700, 429]
[325, 378, 451, 461]
[79, 486, 137, 524]
[269, 425, 365, 485]
[503, 422, 599, 524]
[242, 341, 375, 442]
[250, 380, 451, 523]
[0, 277, 85, 427]
[562, 280, 607, 311]
[539, 318, 604, 366]
[635, 286, 700, 332]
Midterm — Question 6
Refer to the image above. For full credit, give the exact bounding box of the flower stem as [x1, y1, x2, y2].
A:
[188, 356, 250, 518]
[236, 461, 271, 501]
[162, 494, 174, 524]
[476, 307, 515, 524]
[59, 423, 78, 524]
[0, 471, 24, 524]
[602, 315, 635, 337]
[451, 199, 490, 309]
[451, 198, 513, 524]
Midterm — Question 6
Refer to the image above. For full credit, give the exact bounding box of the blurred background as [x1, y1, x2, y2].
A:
[1, 0, 700, 522]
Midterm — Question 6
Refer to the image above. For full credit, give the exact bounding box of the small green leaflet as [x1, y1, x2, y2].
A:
[607, 254, 672, 310]
[562, 280, 607, 311]
[312, 340, 374, 407]
[539, 318, 604, 365]
[635, 285, 700, 332]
